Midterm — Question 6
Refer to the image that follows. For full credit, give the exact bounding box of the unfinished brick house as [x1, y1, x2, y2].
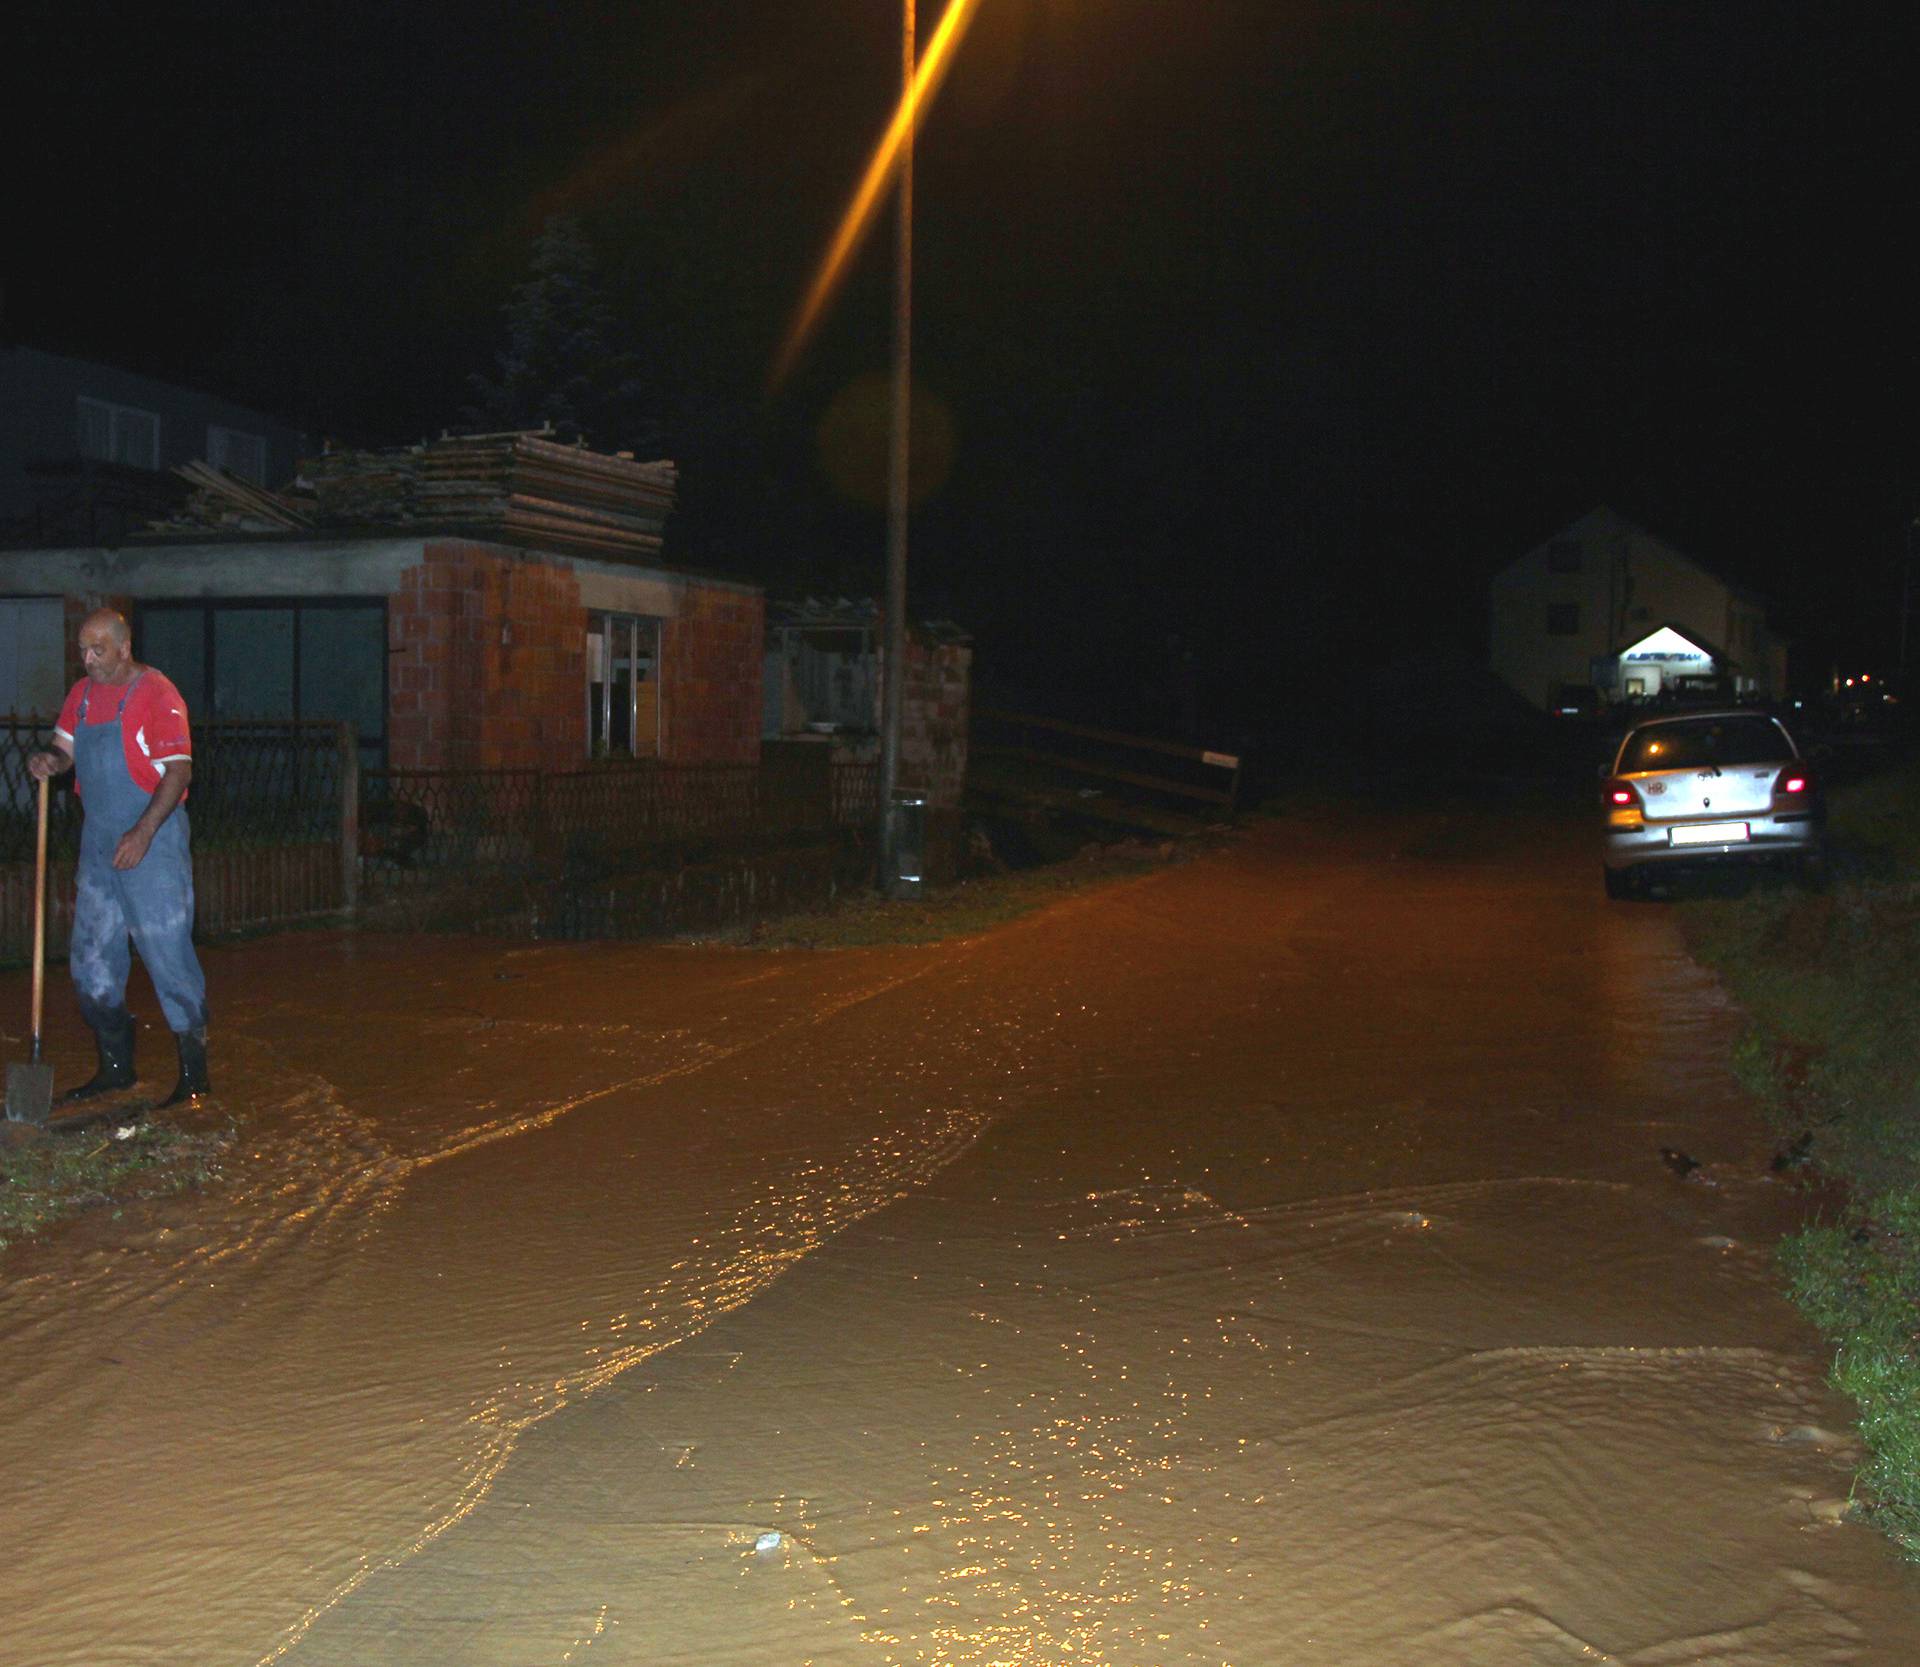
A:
[0, 434, 763, 775]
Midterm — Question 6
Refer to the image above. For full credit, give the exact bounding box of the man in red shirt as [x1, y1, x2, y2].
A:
[28, 608, 210, 1108]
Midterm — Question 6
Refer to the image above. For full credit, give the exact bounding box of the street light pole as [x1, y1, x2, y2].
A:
[879, 0, 915, 894]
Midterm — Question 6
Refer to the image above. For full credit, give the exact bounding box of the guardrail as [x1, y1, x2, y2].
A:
[971, 707, 1243, 813]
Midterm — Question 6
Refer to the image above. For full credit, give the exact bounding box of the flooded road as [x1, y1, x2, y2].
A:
[2, 807, 1914, 1664]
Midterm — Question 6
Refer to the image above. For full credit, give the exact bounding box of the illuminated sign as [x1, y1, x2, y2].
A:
[1620, 626, 1712, 664]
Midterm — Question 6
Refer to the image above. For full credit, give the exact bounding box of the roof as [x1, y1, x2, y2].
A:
[1516, 504, 1766, 607]
[0, 527, 762, 598]
[768, 596, 970, 645]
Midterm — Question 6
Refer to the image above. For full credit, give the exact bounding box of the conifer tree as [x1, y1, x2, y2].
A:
[465, 217, 660, 452]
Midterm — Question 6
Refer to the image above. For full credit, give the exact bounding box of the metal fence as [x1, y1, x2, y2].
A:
[358, 757, 880, 901]
[0, 713, 880, 957]
[1, 718, 80, 863]
[191, 721, 351, 847]
[1, 717, 355, 957]
[1, 717, 349, 857]
[832, 756, 882, 828]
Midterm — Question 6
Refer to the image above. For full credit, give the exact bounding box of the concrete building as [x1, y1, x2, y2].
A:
[1490, 506, 1785, 711]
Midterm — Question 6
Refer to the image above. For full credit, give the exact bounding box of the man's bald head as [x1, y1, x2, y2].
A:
[79, 609, 136, 684]
[81, 609, 131, 645]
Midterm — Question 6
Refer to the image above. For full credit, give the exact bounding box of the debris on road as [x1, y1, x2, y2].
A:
[1659, 1146, 1702, 1178]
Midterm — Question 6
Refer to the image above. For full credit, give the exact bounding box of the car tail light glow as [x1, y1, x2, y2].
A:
[1777, 770, 1810, 795]
[1606, 779, 1641, 808]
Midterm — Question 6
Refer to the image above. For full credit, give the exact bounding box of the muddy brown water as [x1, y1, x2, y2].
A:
[1, 809, 1913, 1665]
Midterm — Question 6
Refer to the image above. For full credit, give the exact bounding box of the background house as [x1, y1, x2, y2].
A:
[0, 347, 308, 548]
[1489, 506, 1787, 711]
[0, 433, 762, 774]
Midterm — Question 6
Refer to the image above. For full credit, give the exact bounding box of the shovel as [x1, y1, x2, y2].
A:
[6, 775, 54, 1125]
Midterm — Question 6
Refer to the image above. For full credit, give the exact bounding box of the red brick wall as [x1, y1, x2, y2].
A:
[390, 540, 586, 771]
[658, 584, 764, 765]
[392, 541, 762, 771]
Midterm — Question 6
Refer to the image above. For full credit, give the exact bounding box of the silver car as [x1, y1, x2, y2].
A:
[1601, 710, 1825, 898]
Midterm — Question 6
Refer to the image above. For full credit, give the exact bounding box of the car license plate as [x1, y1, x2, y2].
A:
[1670, 821, 1749, 847]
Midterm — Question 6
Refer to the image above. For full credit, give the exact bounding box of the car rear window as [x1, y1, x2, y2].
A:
[1620, 717, 1794, 772]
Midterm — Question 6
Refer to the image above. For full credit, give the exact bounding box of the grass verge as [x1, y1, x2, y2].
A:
[1778, 1194, 1920, 1556]
[1678, 757, 1920, 1556]
[0, 1115, 232, 1253]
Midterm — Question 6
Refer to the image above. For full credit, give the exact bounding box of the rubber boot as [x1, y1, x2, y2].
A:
[161, 1027, 211, 1109]
[57, 1006, 137, 1105]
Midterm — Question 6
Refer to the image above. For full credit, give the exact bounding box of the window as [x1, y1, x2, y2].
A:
[0, 598, 67, 716]
[1546, 602, 1580, 636]
[208, 425, 268, 484]
[136, 599, 390, 776]
[586, 612, 660, 758]
[1546, 539, 1584, 574]
[1620, 717, 1792, 772]
[76, 396, 160, 469]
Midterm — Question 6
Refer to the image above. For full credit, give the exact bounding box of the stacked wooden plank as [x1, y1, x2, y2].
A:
[415, 434, 676, 556]
[304, 447, 421, 525]
[300, 433, 676, 559]
[144, 461, 314, 535]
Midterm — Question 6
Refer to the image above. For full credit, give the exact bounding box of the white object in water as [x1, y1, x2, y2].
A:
[754, 1530, 783, 1554]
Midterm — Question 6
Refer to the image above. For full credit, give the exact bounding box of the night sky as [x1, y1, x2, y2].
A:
[12, 1, 1916, 729]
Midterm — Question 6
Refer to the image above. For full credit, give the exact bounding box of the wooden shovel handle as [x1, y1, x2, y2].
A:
[31, 774, 47, 1058]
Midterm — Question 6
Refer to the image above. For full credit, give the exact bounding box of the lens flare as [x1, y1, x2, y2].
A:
[769, 0, 987, 392]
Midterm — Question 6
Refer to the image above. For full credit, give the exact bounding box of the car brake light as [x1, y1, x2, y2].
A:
[1606, 779, 1641, 808]
[1777, 770, 1810, 795]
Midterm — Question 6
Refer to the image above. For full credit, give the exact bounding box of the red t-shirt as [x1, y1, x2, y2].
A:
[54, 670, 194, 797]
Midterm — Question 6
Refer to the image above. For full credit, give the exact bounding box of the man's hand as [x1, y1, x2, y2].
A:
[113, 825, 154, 871]
[113, 758, 191, 870]
[26, 750, 70, 781]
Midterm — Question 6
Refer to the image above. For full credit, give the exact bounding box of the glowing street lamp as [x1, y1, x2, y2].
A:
[773, 0, 986, 894]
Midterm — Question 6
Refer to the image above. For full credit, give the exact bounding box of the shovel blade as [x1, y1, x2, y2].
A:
[6, 1060, 55, 1126]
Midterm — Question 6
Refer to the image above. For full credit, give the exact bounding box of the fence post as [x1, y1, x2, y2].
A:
[337, 723, 360, 915]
